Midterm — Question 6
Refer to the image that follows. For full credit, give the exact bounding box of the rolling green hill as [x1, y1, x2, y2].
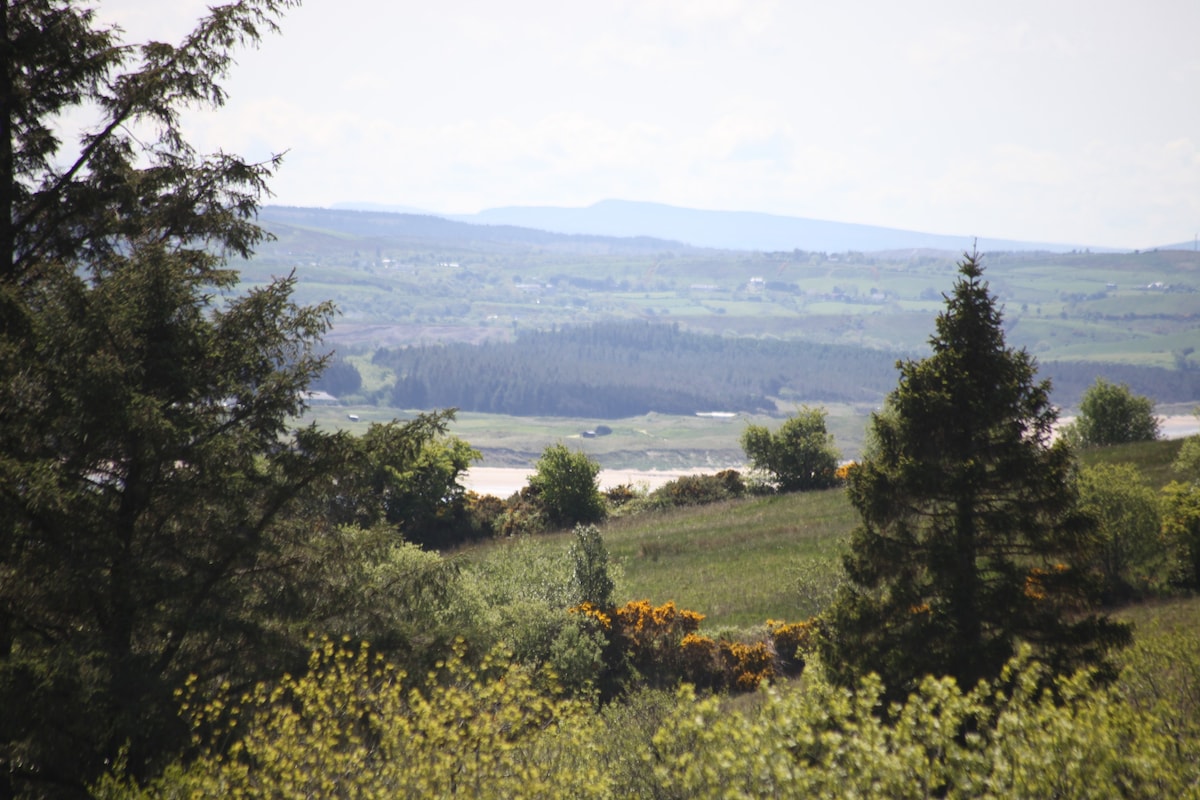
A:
[244, 206, 1200, 370]
[254, 207, 1200, 466]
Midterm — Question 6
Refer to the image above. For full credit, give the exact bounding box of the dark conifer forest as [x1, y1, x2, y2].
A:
[374, 319, 1200, 417]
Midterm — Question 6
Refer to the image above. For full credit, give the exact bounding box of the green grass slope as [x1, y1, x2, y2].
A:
[462, 435, 1194, 632]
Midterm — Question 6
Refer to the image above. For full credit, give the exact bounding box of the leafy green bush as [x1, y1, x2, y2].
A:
[1064, 377, 1161, 447]
[789, 554, 848, 618]
[1116, 613, 1200, 747]
[741, 407, 840, 492]
[303, 525, 491, 674]
[570, 524, 616, 608]
[1160, 480, 1200, 589]
[462, 533, 577, 611]
[650, 650, 1200, 798]
[1173, 432, 1200, 480]
[1077, 462, 1164, 598]
[646, 470, 745, 509]
[98, 644, 1200, 799]
[457, 531, 615, 695]
[528, 443, 606, 527]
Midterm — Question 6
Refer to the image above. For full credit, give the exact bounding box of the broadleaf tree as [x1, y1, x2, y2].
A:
[0, 1, 358, 794]
[528, 443, 606, 527]
[822, 253, 1130, 702]
[1076, 463, 1162, 600]
[1064, 377, 1160, 447]
[740, 406, 840, 492]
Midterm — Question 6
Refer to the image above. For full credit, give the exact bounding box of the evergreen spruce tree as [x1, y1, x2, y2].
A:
[822, 253, 1129, 701]
[0, 2, 342, 794]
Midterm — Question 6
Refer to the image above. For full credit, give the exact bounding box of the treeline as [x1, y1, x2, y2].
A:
[374, 320, 1200, 416]
[1041, 360, 1200, 408]
[376, 321, 906, 416]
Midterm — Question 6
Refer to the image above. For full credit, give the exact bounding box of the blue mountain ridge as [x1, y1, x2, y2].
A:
[333, 199, 1120, 253]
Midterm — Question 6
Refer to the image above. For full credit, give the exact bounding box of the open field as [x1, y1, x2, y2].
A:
[301, 403, 879, 468]
[304, 395, 1200, 474]
[246, 212, 1200, 368]
[456, 487, 855, 630]
[458, 437, 1198, 632]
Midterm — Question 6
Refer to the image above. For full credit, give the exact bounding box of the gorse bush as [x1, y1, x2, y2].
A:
[767, 618, 818, 670]
[571, 599, 810, 694]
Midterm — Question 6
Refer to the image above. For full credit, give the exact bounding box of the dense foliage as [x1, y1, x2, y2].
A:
[377, 318, 1200, 418]
[1065, 377, 1161, 447]
[528, 443, 607, 527]
[741, 407, 841, 492]
[379, 321, 905, 416]
[309, 356, 363, 397]
[1076, 462, 1162, 599]
[98, 635, 1200, 799]
[1160, 480, 1200, 589]
[824, 254, 1130, 700]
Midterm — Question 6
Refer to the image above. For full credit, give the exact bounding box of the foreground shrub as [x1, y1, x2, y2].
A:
[650, 649, 1200, 799]
[97, 646, 1200, 799]
[102, 639, 609, 799]
[573, 599, 808, 694]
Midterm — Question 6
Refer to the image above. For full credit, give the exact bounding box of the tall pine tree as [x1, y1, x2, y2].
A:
[822, 253, 1129, 700]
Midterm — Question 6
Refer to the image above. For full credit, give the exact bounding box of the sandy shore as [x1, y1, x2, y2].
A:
[1160, 415, 1200, 440]
[462, 467, 725, 498]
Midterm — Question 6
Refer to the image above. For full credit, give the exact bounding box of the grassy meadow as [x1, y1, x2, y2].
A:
[458, 437, 1197, 633]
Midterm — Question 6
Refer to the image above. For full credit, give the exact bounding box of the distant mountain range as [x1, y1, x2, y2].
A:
[330, 199, 1120, 254]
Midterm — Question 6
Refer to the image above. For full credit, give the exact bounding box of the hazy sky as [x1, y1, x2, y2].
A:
[97, 1, 1199, 249]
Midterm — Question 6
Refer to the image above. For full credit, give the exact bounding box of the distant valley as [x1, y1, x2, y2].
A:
[245, 204, 1200, 466]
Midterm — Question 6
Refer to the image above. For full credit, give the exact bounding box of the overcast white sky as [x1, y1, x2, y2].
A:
[97, 0, 1200, 249]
